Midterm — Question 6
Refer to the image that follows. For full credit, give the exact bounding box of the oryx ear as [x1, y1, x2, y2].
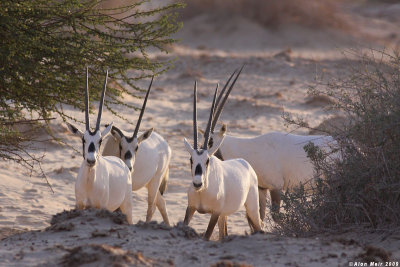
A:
[184, 138, 193, 153]
[219, 124, 227, 137]
[66, 122, 84, 138]
[109, 124, 123, 141]
[208, 127, 226, 156]
[138, 128, 153, 144]
[101, 122, 113, 139]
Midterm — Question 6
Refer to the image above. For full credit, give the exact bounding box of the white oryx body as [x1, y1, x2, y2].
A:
[67, 68, 133, 224]
[184, 80, 262, 240]
[103, 131, 170, 191]
[75, 144, 132, 217]
[102, 130, 171, 225]
[208, 129, 336, 220]
[101, 77, 171, 226]
[204, 66, 337, 220]
[213, 132, 335, 190]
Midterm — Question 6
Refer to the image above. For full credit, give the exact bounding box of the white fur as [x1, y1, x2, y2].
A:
[67, 123, 133, 224]
[208, 127, 337, 219]
[102, 129, 172, 226]
[183, 131, 262, 240]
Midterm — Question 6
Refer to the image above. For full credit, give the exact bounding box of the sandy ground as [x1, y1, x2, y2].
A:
[1, 1, 399, 266]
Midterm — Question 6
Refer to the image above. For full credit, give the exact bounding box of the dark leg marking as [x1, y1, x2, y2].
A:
[183, 206, 196, 225]
[224, 216, 228, 236]
[204, 213, 220, 240]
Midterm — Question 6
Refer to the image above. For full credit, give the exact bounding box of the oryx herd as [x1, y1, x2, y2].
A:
[66, 67, 336, 240]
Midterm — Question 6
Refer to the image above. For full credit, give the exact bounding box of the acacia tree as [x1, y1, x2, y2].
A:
[0, 0, 182, 168]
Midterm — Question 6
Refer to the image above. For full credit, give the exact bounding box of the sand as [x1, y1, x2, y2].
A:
[1, 1, 399, 266]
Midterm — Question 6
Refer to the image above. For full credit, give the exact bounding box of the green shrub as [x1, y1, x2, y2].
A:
[0, 0, 182, 168]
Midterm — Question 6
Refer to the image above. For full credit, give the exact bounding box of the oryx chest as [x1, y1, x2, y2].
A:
[189, 189, 222, 214]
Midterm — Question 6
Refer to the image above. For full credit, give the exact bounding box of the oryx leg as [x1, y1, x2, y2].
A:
[218, 216, 228, 240]
[183, 206, 196, 225]
[270, 189, 281, 221]
[204, 213, 220, 241]
[120, 188, 133, 224]
[224, 216, 228, 236]
[258, 188, 268, 221]
[245, 187, 262, 233]
[145, 178, 160, 223]
[155, 190, 170, 226]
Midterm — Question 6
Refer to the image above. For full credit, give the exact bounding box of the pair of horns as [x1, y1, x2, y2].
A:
[85, 68, 108, 132]
[191, 66, 243, 150]
[192, 82, 219, 150]
[211, 65, 244, 133]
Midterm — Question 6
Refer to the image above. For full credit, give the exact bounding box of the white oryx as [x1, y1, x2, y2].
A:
[66, 68, 133, 224]
[183, 81, 262, 240]
[205, 68, 337, 221]
[102, 77, 171, 226]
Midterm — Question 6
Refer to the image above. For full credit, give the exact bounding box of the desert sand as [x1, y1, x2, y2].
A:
[1, 1, 399, 266]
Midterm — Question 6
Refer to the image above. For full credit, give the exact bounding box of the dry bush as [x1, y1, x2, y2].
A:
[182, 0, 348, 29]
[278, 50, 400, 235]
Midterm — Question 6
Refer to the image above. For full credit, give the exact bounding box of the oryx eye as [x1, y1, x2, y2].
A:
[206, 158, 209, 165]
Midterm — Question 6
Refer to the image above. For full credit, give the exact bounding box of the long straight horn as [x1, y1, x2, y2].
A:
[203, 84, 219, 149]
[213, 69, 237, 117]
[85, 67, 90, 131]
[95, 70, 108, 131]
[211, 65, 244, 132]
[193, 81, 198, 150]
[133, 76, 154, 138]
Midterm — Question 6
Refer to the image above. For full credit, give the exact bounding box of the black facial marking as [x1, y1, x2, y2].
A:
[124, 150, 132, 160]
[88, 142, 95, 153]
[206, 158, 210, 166]
[208, 137, 214, 149]
[196, 150, 204, 156]
[195, 164, 202, 176]
[89, 130, 97, 136]
[99, 139, 102, 147]
[71, 125, 78, 134]
[190, 157, 193, 167]
[135, 146, 138, 152]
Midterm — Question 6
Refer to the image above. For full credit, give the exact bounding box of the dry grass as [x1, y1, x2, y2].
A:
[182, 0, 348, 29]
[279, 50, 400, 235]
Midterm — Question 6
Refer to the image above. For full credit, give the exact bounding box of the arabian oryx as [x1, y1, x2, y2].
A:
[205, 68, 337, 221]
[183, 81, 262, 240]
[102, 77, 171, 226]
[66, 69, 133, 224]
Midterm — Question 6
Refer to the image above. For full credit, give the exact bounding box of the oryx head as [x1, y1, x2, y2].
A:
[67, 68, 112, 168]
[109, 77, 154, 172]
[184, 81, 226, 191]
[206, 66, 243, 153]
